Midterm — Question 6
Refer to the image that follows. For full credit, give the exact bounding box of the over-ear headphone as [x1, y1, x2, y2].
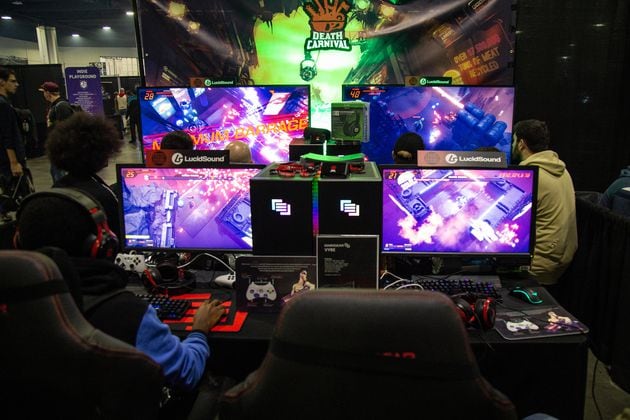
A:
[141, 258, 196, 296]
[343, 113, 360, 137]
[303, 127, 331, 144]
[14, 188, 119, 259]
[451, 294, 496, 330]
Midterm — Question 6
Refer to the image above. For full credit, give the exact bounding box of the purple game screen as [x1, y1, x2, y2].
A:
[139, 86, 310, 164]
[342, 85, 515, 164]
[118, 165, 262, 251]
[381, 167, 537, 255]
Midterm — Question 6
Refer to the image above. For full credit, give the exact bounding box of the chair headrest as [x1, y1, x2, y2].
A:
[272, 289, 478, 377]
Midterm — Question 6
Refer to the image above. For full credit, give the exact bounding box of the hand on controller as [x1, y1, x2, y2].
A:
[192, 299, 226, 332]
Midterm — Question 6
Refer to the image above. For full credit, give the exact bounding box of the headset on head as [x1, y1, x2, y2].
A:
[451, 293, 496, 331]
[14, 188, 119, 259]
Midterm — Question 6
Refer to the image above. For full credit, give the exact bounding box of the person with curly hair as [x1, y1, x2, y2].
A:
[46, 112, 123, 240]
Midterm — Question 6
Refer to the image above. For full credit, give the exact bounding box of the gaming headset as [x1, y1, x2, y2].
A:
[451, 294, 496, 330]
[14, 188, 119, 259]
[141, 254, 196, 295]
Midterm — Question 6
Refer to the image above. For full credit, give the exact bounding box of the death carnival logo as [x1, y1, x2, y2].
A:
[303, 0, 352, 52]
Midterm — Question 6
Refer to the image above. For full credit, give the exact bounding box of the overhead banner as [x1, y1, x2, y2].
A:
[64, 67, 104, 115]
[137, 0, 515, 129]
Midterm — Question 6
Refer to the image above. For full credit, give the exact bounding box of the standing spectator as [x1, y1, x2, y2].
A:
[0, 67, 28, 218]
[115, 88, 128, 132]
[512, 119, 577, 289]
[39, 81, 74, 183]
[126, 88, 140, 145]
[599, 165, 630, 210]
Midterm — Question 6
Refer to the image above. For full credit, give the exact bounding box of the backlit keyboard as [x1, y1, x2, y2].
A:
[136, 294, 192, 320]
[414, 278, 500, 299]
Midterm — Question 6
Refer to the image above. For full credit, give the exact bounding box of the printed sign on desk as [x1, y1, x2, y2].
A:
[316, 234, 379, 289]
[418, 150, 507, 168]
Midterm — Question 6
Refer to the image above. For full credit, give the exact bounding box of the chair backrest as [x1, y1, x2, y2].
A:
[611, 187, 630, 217]
[0, 250, 165, 419]
[219, 289, 517, 420]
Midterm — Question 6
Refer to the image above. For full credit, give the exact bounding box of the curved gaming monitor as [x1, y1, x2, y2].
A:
[138, 85, 310, 164]
[116, 164, 264, 252]
[380, 166, 538, 266]
[342, 85, 515, 164]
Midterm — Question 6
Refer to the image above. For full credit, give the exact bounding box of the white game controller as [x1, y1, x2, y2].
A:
[506, 319, 540, 332]
[214, 273, 236, 288]
[114, 253, 147, 273]
[246, 281, 277, 302]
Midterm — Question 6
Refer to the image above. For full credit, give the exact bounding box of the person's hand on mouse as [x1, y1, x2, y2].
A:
[192, 299, 226, 332]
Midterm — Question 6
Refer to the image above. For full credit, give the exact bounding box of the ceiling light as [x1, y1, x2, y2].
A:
[72, 33, 80, 37]
[1, 16, 12, 20]
[103, 26, 111, 30]
[593, 23, 607, 27]
[11, 1, 23, 4]
[126, 11, 134, 16]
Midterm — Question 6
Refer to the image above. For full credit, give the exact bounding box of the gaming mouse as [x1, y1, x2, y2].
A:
[509, 286, 543, 304]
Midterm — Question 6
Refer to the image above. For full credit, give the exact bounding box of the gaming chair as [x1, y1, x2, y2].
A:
[219, 289, 517, 419]
[0, 250, 165, 419]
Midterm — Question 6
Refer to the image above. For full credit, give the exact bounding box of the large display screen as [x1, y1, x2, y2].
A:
[343, 85, 515, 164]
[380, 166, 537, 258]
[138, 86, 310, 164]
[117, 164, 264, 252]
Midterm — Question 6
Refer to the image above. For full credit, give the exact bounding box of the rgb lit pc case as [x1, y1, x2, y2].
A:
[380, 166, 538, 268]
[342, 85, 515, 164]
[116, 164, 264, 252]
[138, 85, 311, 164]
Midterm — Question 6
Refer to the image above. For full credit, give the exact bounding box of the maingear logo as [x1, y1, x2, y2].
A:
[271, 199, 292, 216]
[303, 0, 351, 52]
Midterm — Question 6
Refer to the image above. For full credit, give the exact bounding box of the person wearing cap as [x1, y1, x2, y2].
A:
[392, 132, 425, 164]
[39, 81, 73, 183]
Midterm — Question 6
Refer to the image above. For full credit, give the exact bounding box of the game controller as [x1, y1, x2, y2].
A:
[214, 273, 236, 288]
[246, 281, 277, 302]
[506, 319, 539, 332]
[114, 253, 147, 273]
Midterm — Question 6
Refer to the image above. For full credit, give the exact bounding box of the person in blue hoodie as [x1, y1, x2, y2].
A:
[14, 189, 226, 393]
[599, 166, 630, 210]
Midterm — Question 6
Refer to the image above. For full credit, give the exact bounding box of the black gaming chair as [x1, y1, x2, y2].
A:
[0, 250, 165, 419]
[219, 289, 517, 420]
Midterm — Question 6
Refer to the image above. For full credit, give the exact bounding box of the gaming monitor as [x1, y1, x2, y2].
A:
[116, 164, 264, 252]
[342, 85, 515, 164]
[380, 166, 537, 264]
[138, 86, 310, 164]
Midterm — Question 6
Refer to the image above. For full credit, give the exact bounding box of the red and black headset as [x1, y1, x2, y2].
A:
[14, 188, 119, 259]
[451, 293, 496, 331]
[141, 253, 195, 295]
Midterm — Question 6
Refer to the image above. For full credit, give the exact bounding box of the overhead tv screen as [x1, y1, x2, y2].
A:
[139, 86, 310, 164]
[342, 85, 515, 164]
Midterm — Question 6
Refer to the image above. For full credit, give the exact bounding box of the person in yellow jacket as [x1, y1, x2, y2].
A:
[512, 119, 577, 288]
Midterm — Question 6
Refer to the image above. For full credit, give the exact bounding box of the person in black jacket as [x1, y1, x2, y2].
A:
[126, 88, 140, 145]
[39, 81, 74, 183]
[46, 112, 123, 241]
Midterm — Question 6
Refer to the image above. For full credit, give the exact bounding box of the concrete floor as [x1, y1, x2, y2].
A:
[22, 132, 630, 420]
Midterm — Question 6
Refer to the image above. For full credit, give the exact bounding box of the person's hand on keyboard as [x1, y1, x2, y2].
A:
[192, 299, 227, 332]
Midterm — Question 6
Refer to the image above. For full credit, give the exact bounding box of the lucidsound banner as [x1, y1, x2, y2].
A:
[137, 0, 515, 129]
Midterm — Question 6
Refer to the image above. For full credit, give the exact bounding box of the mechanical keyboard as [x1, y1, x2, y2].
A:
[414, 277, 500, 299]
[136, 294, 192, 320]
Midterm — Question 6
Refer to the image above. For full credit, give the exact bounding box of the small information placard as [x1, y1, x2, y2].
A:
[316, 235, 379, 289]
[417, 150, 507, 168]
[144, 149, 229, 167]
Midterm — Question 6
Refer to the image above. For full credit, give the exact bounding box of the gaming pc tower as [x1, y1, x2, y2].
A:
[317, 161, 381, 235]
[250, 164, 315, 255]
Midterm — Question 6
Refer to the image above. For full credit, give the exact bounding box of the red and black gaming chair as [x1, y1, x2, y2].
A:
[0, 250, 165, 419]
[219, 289, 517, 420]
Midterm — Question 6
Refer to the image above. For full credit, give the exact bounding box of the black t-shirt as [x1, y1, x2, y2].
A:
[49, 97, 74, 126]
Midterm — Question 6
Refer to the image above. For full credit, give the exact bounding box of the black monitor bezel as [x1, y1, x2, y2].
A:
[378, 164, 538, 261]
[137, 84, 312, 165]
[116, 162, 266, 253]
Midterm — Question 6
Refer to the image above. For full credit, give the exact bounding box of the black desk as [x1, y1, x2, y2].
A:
[146, 272, 588, 420]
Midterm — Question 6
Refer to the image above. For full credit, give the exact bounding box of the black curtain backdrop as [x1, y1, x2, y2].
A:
[514, 0, 630, 191]
[559, 192, 630, 393]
